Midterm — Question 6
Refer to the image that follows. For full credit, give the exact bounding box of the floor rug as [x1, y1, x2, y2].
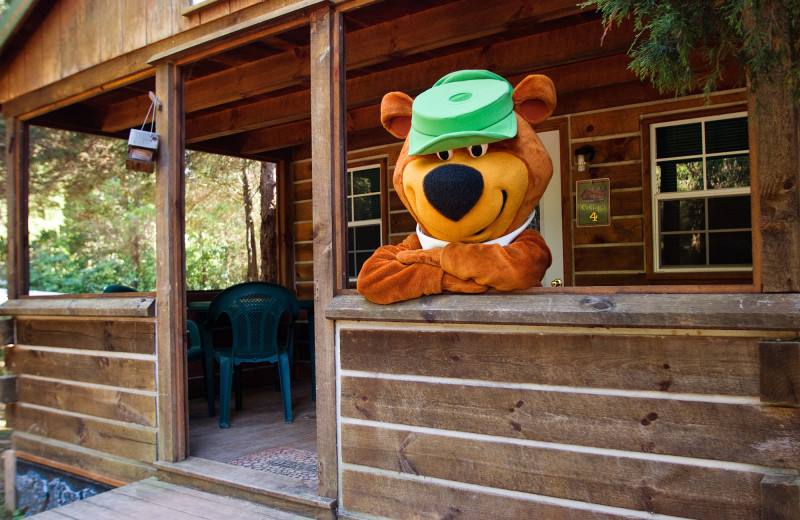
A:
[227, 447, 318, 482]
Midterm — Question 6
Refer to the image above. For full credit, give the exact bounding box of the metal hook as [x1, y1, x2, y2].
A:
[148, 91, 163, 111]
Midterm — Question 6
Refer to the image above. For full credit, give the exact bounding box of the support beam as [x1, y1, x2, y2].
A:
[5, 117, 29, 299]
[751, 0, 800, 292]
[155, 62, 188, 462]
[103, 1, 598, 136]
[179, 17, 631, 145]
[310, 4, 346, 500]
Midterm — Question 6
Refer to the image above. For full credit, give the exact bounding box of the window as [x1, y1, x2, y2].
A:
[347, 165, 382, 280]
[650, 112, 752, 272]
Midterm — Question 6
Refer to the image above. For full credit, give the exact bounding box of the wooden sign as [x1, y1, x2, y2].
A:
[576, 178, 610, 227]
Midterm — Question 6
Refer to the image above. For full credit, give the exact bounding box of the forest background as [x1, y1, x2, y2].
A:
[0, 119, 277, 294]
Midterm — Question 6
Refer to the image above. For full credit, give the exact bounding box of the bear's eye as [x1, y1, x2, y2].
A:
[436, 150, 454, 161]
[468, 144, 489, 158]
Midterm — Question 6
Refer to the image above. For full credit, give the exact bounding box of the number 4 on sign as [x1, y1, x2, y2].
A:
[589, 212, 598, 222]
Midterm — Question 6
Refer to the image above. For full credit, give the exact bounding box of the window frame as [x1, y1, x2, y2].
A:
[642, 107, 754, 280]
[345, 161, 388, 283]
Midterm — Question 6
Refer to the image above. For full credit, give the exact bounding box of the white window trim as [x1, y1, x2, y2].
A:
[650, 111, 753, 274]
[347, 164, 383, 282]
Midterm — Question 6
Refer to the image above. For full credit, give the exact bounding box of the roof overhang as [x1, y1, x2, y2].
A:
[0, 0, 45, 63]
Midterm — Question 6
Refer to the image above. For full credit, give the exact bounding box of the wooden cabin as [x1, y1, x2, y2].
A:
[1, 0, 799, 518]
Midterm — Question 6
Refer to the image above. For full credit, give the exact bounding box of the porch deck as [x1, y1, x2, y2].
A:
[188, 382, 318, 462]
[26, 477, 313, 519]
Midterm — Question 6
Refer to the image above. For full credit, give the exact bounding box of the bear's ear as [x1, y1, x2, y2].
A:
[381, 91, 414, 139]
[512, 74, 557, 125]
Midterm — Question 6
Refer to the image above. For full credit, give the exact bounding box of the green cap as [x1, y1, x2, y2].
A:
[408, 70, 517, 156]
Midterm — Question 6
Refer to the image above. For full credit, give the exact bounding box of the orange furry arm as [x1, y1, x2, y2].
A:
[356, 235, 446, 304]
[439, 230, 552, 291]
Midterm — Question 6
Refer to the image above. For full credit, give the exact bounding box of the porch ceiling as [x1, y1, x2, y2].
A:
[25, 0, 622, 161]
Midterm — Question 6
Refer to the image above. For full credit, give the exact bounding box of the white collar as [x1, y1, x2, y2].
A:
[416, 209, 536, 250]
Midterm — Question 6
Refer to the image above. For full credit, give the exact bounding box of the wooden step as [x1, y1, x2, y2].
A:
[154, 456, 336, 519]
[29, 477, 315, 519]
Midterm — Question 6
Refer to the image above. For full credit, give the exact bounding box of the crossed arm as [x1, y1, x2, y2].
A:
[357, 230, 552, 304]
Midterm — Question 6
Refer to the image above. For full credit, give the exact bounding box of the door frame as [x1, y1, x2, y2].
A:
[534, 118, 572, 287]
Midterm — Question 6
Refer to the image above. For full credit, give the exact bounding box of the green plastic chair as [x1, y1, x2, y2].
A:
[203, 282, 299, 428]
[103, 284, 137, 293]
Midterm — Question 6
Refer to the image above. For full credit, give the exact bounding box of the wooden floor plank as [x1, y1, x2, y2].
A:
[41, 498, 141, 520]
[139, 479, 308, 519]
[28, 478, 314, 519]
[189, 383, 317, 462]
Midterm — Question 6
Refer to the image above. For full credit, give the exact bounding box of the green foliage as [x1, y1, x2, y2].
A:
[583, 0, 800, 99]
[185, 150, 263, 290]
[0, 124, 264, 295]
[23, 128, 157, 293]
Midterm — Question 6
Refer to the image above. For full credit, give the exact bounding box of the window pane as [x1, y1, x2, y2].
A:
[353, 194, 381, 221]
[705, 117, 748, 154]
[348, 227, 355, 251]
[709, 231, 752, 264]
[708, 196, 751, 230]
[352, 168, 381, 195]
[656, 122, 702, 158]
[657, 160, 703, 192]
[661, 233, 706, 266]
[660, 199, 705, 232]
[348, 252, 357, 278]
[706, 154, 749, 189]
[354, 224, 381, 251]
[355, 252, 374, 276]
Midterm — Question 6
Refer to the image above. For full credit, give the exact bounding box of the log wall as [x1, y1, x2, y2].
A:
[0, 297, 158, 486]
[330, 294, 800, 519]
[291, 88, 751, 293]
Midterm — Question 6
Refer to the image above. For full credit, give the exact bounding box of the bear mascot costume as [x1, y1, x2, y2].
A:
[357, 70, 556, 305]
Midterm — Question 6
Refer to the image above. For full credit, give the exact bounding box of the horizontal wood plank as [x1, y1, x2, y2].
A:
[573, 217, 644, 245]
[573, 163, 643, 190]
[6, 347, 155, 391]
[327, 293, 799, 330]
[340, 376, 800, 469]
[12, 432, 155, 485]
[569, 91, 746, 140]
[574, 245, 644, 272]
[341, 468, 641, 520]
[12, 405, 157, 463]
[15, 318, 155, 354]
[342, 423, 763, 519]
[340, 329, 760, 396]
[17, 377, 156, 427]
[0, 297, 155, 317]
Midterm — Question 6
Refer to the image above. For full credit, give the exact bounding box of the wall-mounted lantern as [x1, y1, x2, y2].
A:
[574, 145, 595, 172]
[126, 92, 161, 173]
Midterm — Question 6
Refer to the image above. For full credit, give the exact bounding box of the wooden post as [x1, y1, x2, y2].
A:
[5, 117, 30, 300]
[3, 450, 16, 513]
[310, 4, 346, 500]
[155, 61, 188, 462]
[761, 474, 800, 519]
[759, 340, 800, 407]
[749, 0, 800, 292]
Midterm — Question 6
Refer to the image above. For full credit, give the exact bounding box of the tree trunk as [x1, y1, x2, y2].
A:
[242, 166, 258, 281]
[749, 0, 800, 292]
[259, 162, 278, 283]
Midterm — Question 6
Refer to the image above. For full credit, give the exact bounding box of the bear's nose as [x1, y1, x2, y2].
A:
[422, 164, 484, 222]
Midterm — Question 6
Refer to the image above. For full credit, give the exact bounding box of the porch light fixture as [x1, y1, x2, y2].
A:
[126, 91, 162, 173]
[574, 145, 595, 172]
